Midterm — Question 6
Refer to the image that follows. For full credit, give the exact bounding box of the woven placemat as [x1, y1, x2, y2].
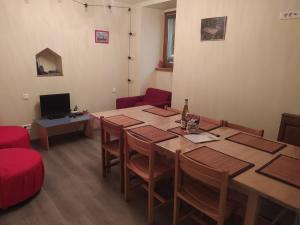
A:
[226, 132, 286, 154]
[175, 119, 221, 131]
[168, 126, 220, 138]
[184, 146, 254, 178]
[143, 107, 180, 117]
[256, 155, 300, 189]
[129, 125, 178, 143]
[104, 115, 144, 128]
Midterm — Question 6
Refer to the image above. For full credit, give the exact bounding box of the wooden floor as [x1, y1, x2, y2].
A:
[0, 131, 205, 225]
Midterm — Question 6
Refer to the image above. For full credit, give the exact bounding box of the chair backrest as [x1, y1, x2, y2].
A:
[144, 88, 172, 102]
[278, 113, 300, 147]
[201, 116, 223, 126]
[125, 131, 154, 157]
[223, 121, 264, 137]
[166, 107, 181, 113]
[124, 131, 156, 179]
[100, 117, 123, 144]
[177, 152, 228, 190]
[175, 150, 229, 222]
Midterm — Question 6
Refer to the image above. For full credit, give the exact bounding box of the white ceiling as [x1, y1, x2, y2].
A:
[147, 0, 176, 9]
[111, 0, 177, 8]
[114, 0, 145, 3]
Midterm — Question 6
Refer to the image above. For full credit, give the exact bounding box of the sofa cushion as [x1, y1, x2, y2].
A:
[134, 101, 153, 107]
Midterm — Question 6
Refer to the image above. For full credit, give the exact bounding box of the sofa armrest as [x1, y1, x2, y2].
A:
[116, 95, 144, 109]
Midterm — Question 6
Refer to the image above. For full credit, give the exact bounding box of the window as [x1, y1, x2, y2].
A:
[163, 11, 176, 69]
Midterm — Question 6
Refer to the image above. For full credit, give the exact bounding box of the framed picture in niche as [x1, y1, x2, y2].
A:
[95, 30, 109, 44]
[201, 16, 227, 41]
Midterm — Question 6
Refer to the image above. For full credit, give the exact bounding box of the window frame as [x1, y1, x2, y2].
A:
[163, 10, 176, 69]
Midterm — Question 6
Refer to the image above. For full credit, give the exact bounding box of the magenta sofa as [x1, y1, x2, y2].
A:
[116, 88, 172, 109]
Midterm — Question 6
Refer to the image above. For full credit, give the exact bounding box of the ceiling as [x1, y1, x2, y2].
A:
[113, 0, 145, 3]
[147, 0, 176, 9]
[114, 0, 176, 7]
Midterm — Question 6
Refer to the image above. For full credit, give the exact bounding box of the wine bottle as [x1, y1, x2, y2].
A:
[181, 99, 189, 129]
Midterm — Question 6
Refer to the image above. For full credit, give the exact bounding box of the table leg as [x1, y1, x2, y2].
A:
[244, 191, 261, 225]
[84, 119, 93, 138]
[38, 126, 49, 151]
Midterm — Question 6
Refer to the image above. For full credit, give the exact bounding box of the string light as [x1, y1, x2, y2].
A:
[71, 0, 131, 9]
[70, 0, 134, 96]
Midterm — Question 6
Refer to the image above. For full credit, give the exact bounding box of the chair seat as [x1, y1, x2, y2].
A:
[177, 179, 232, 221]
[127, 155, 173, 181]
[102, 140, 120, 157]
[257, 217, 272, 225]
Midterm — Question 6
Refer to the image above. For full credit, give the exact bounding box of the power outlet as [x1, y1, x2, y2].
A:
[112, 88, 116, 93]
[23, 93, 29, 100]
[280, 11, 300, 20]
[23, 124, 32, 131]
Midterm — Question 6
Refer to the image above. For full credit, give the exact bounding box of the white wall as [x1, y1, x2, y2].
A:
[131, 0, 174, 95]
[0, 0, 131, 136]
[131, 5, 164, 95]
[139, 7, 164, 93]
[148, 70, 172, 92]
[172, 0, 300, 138]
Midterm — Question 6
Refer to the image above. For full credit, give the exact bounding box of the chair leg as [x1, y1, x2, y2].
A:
[120, 156, 124, 193]
[294, 213, 300, 225]
[173, 195, 180, 225]
[105, 151, 111, 174]
[124, 165, 130, 201]
[148, 181, 155, 224]
[102, 148, 106, 178]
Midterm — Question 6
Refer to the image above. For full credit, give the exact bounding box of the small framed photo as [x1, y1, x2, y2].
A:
[201, 16, 227, 41]
[95, 30, 109, 44]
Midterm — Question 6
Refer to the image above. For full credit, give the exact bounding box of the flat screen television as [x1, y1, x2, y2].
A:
[40, 93, 70, 118]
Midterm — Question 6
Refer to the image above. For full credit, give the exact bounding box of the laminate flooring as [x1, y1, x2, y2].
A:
[0, 131, 244, 225]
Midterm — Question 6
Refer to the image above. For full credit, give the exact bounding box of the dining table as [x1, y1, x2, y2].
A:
[91, 105, 300, 225]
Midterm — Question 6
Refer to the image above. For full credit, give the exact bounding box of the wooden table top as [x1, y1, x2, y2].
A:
[91, 105, 300, 212]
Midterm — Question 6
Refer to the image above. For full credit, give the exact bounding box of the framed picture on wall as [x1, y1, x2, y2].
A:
[95, 30, 109, 44]
[201, 16, 227, 41]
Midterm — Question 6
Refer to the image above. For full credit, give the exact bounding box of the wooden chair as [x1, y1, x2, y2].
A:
[258, 198, 298, 225]
[124, 131, 173, 224]
[166, 107, 181, 113]
[278, 113, 300, 147]
[100, 117, 124, 192]
[173, 150, 232, 225]
[201, 116, 223, 126]
[223, 121, 264, 137]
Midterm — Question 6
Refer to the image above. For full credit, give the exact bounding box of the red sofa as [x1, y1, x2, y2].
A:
[116, 88, 172, 109]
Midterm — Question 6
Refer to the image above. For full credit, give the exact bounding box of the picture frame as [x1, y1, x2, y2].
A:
[201, 16, 227, 41]
[95, 30, 109, 44]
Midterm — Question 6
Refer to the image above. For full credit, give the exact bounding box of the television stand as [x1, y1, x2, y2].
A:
[47, 114, 68, 120]
[35, 114, 93, 150]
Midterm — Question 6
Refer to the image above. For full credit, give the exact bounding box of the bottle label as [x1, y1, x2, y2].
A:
[181, 120, 187, 129]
